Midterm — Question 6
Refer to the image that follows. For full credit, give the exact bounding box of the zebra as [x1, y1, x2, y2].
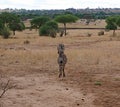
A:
[57, 44, 67, 78]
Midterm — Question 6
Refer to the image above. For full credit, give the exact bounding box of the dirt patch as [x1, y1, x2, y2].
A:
[0, 68, 95, 107]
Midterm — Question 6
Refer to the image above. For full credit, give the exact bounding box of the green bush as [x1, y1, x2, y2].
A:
[98, 31, 104, 36]
[0, 26, 11, 39]
[39, 21, 58, 38]
[94, 81, 102, 86]
[39, 25, 50, 36]
[45, 21, 58, 30]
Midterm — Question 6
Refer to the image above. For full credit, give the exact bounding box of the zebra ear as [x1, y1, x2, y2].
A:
[58, 44, 65, 50]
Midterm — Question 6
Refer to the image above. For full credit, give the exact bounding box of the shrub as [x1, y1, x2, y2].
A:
[24, 40, 30, 44]
[0, 26, 11, 39]
[39, 25, 50, 36]
[39, 21, 58, 38]
[94, 81, 102, 86]
[87, 33, 92, 37]
[98, 31, 104, 36]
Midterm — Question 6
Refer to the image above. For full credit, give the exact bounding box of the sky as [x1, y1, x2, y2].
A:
[0, 0, 120, 10]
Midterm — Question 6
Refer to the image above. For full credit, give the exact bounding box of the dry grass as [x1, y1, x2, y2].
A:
[24, 19, 106, 29]
[0, 28, 120, 72]
[59, 19, 106, 28]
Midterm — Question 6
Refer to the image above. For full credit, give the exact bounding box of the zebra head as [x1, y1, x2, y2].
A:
[57, 44, 65, 54]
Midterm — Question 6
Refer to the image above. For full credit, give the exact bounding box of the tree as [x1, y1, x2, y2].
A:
[45, 21, 58, 30]
[55, 14, 78, 35]
[106, 16, 117, 36]
[116, 16, 120, 27]
[0, 19, 4, 35]
[30, 16, 50, 30]
[0, 12, 25, 36]
[0, 12, 20, 25]
[0, 12, 12, 25]
[39, 21, 58, 38]
[9, 22, 25, 35]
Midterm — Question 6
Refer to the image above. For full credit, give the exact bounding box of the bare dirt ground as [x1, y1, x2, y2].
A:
[0, 29, 120, 107]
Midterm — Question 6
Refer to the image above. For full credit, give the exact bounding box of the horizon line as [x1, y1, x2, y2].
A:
[0, 7, 120, 10]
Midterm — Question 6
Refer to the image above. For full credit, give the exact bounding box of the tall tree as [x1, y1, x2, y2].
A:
[0, 12, 19, 25]
[106, 16, 118, 36]
[30, 16, 50, 30]
[55, 14, 78, 35]
[116, 16, 120, 27]
[0, 12, 25, 35]
[9, 22, 25, 35]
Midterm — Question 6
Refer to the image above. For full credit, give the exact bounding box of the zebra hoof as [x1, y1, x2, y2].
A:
[59, 74, 62, 78]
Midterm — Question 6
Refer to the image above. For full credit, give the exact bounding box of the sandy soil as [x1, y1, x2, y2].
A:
[0, 68, 95, 107]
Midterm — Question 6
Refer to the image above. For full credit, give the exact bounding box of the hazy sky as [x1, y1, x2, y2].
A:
[0, 0, 120, 10]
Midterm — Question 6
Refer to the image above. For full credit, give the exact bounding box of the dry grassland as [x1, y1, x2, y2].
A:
[0, 21, 120, 107]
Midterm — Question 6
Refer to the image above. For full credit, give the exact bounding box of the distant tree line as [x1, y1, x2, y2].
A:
[8, 8, 120, 20]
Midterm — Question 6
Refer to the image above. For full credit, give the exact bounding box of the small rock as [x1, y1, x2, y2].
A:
[66, 88, 69, 90]
[81, 98, 85, 101]
[15, 61, 19, 63]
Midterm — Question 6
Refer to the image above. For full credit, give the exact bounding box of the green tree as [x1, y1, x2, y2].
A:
[0, 19, 4, 35]
[55, 14, 78, 35]
[39, 21, 58, 38]
[9, 22, 25, 35]
[0, 12, 12, 25]
[0, 12, 20, 25]
[30, 16, 50, 30]
[106, 16, 117, 36]
[45, 21, 58, 30]
[116, 16, 120, 27]
[0, 12, 25, 36]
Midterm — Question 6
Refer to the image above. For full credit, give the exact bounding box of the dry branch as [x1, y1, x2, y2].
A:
[0, 75, 16, 98]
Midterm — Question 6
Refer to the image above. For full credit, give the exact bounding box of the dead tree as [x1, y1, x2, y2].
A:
[0, 73, 16, 98]
[57, 44, 67, 78]
[0, 80, 10, 98]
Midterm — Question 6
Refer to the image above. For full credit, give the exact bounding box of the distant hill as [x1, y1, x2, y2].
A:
[0, 8, 120, 14]
[0, 8, 120, 20]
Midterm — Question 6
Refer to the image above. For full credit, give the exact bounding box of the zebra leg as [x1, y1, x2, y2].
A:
[63, 67, 65, 77]
[59, 66, 62, 78]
